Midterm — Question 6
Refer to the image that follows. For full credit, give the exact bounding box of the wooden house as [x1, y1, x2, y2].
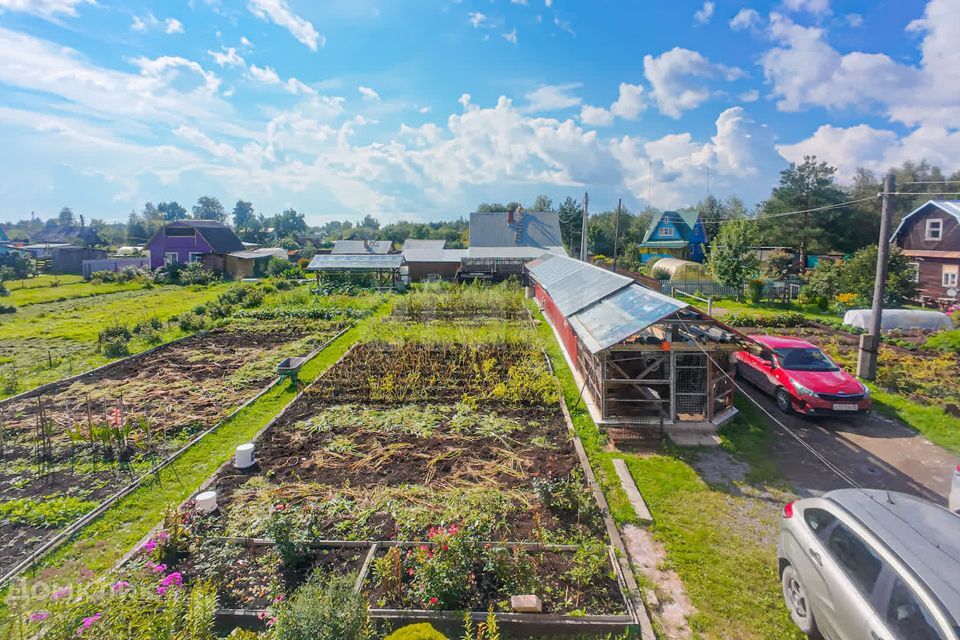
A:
[892, 200, 960, 305]
[636, 210, 708, 263]
[527, 255, 744, 440]
[461, 209, 566, 281]
[144, 220, 245, 269]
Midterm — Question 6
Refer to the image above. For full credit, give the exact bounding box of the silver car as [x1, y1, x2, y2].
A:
[778, 489, 960, 640]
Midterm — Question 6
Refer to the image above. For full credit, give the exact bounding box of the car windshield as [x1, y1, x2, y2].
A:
[773, 347, 839, 372]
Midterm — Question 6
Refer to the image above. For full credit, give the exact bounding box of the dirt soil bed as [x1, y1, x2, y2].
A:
[0, 321, 341, 575]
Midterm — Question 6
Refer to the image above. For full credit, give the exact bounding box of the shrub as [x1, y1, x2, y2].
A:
[102, 339, 130, 357]
[925, 330, 960, 354]
[177, 313, 207, 333]
[272, 572, 370, 640]
[746, 279, 764, 303]
[0, 304, 15, 314]
[99, 324, 131, 341]
[265, 506, 311, 569]
[651, 267, 671, 281]
[385, 623, 447, 640]
[0, 282, 8, 297]
[723, 311, 807, 328]
[0, 366, 18, 395]
[805, 246, 916, 306]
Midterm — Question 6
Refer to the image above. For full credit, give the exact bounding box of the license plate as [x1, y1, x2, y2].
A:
[833, 403, 859, 411]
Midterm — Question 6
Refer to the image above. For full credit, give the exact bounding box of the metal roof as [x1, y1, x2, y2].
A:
[464, 246, 566, 260]
[331, 240, 394, 255]
[527, 254, 633, 317]
[469, 211, 564, 248]
[527, 255, 687, 354]
[403, 248, 467, 263]
[570, 283, 687, 353]
[891, 200, 960, 240]
[229, 248, 288, 260]
[402, 239, 447, 251]
[306, 254, 404, 270]
[826, 489, 960, 625]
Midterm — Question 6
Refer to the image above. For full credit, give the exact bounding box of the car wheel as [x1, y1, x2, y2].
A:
[781, 564, 821, 639]
[776, 388, 794, 414]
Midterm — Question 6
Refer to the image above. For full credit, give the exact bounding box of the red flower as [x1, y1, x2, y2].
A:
[429, 597, 438, 605]
[407, 568, 414, 576]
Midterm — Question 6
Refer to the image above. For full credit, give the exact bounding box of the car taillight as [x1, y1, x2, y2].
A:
[782, 502, 795, 518]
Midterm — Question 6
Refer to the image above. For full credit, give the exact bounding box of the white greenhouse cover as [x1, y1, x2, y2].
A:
[842, 309, 953, 332]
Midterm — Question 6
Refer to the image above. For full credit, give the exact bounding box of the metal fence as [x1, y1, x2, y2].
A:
[81, 257, 150, 278]
[659, 279, 802, 300]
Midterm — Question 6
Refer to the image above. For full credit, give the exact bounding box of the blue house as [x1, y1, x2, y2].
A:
[637, 210, 708, 263]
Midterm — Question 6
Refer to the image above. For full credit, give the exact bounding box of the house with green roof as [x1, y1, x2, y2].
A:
[637, 210, 708, 264]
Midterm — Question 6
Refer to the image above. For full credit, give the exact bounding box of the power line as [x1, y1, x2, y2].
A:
[671, 312, 960, 565]
[901, 180, 960, 185]
[888, 192, 960, 196]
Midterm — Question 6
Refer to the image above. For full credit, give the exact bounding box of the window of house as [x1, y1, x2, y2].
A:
[825, 522, 883, 596]
[925, 219, 943, 241]
[909, 262, 920, 283]
[659, 226, 675, 238]
[164, 252, 178, 266]
[188, 252, 203, 263]
[943, 264, 958, 287]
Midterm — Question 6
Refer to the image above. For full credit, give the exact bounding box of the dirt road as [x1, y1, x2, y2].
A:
[740, 383, 959, 506]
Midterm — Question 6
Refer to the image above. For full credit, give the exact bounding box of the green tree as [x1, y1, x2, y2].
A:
[0, 251, 33, 280]
[158, 201, 188, 221]
[57, 207, 75, 226]
[232, 200, 256, 230]
[557, 196, 582, 254]
[707, 218, 759, 298]
[529, 194, 553, 212]
[759, 156, 846, 270]
[192, 196, 226, 222]
[273, 208, 307, 238]
[805, 246, 917, 306]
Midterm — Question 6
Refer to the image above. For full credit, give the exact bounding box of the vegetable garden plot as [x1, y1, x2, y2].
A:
[392, 283, 528, 321]
[137, 342, 628, 622]
[0, 319, 343, 575]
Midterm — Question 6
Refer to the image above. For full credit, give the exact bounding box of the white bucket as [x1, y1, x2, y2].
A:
[235, 443, 255, 469]
[196, 490, 218, 514]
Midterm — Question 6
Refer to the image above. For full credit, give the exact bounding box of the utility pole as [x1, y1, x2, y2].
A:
[612, 198, 622, 273]
[857, 173, 895, 380]
[579, 192, 589, 262]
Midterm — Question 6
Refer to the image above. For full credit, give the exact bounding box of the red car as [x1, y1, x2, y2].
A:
[734, 335, 871, 416]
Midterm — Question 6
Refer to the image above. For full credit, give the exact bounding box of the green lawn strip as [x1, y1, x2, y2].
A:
[8, 304, 386, 589]
[710, 298, 837, 323]
[0, 283, 237, 398]
[532, 309, 800, 639]
[6, 279, 143, 307]
[866, 384, 960, 455]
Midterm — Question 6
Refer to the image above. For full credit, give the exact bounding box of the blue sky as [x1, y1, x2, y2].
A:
[0, 0, 956, 225]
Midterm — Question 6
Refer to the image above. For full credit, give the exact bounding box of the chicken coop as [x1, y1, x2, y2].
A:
[527, 255, 745, 431]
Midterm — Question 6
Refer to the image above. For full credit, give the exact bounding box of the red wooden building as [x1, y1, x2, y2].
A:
[892, 200, 960, 306]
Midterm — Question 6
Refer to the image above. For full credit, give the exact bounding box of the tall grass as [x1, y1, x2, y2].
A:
[393, 281, 527, 321]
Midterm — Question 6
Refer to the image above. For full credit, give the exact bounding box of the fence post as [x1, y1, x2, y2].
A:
[707, 297, 713, 316]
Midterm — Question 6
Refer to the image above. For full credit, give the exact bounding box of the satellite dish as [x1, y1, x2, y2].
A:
[948, 288, 958, 298]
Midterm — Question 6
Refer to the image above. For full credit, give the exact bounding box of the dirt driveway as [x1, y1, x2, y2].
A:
[740, 382, 959, 506]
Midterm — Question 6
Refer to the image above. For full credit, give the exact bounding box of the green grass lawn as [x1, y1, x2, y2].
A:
[710, 298, 839, 324]
[533, 309, 802, 640]
[4, 302, 387, 602]
[0, 283, 237, 398]
[4, 275, 144, 307]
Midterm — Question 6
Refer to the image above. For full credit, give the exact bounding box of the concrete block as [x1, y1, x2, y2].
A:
[510, 594, 543, 613]
[612, 458, 653, 523]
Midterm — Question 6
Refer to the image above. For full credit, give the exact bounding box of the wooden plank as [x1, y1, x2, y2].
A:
[612, 459, 653, 523]
[355, 543, 378, 593]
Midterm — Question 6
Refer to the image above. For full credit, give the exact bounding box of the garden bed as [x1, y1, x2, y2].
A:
[0, 320, 344, 575]
[124, 340, 631, 630]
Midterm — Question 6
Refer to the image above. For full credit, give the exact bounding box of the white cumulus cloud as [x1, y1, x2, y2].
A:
[694, 1, 715, 24]
[248, 0, 323, 51]
[358, 85, 380, 102]
[729, 8, 761, 30]
[0, 0, 93, 19]
[643, 47, 746, 118]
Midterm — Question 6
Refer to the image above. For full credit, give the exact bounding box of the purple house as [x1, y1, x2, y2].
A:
[145, 220, 245, 270]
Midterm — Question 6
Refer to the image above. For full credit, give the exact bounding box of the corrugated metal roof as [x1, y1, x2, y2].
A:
[464, 246, 566, 260]
[402, 239, 446, 251]
[307, 254, 404, 270]
[891, 200, 960, 240]
[570, 284, 687, 354]
[403, 248, 467, 263]
[469, 211, 564, 248]
[528, 255, 633, 317]
[331, 240, 394, 254]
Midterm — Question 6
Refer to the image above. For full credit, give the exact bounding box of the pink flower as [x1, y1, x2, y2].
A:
[51, 587, 71, 601]
[76, 613, 101, 635]
[407, 568, 414, 576]
[156, 531, 169, 541]
[273, 594, 285, 603]
[151, 563, 166, 574]
[257, 612, 268, 621]
[143, 540, 158, 553]
[29, 611, 49, 623]
[156, 585, 168, 596]
[111, 581, 130, 592]
[109, 408, 122, 428]
[448, 523, 459, 535]
[160, 573, 182, 588]
[266, 617, 277, 627]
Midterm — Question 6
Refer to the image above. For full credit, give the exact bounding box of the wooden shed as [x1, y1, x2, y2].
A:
[527, 255, 745, 434]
